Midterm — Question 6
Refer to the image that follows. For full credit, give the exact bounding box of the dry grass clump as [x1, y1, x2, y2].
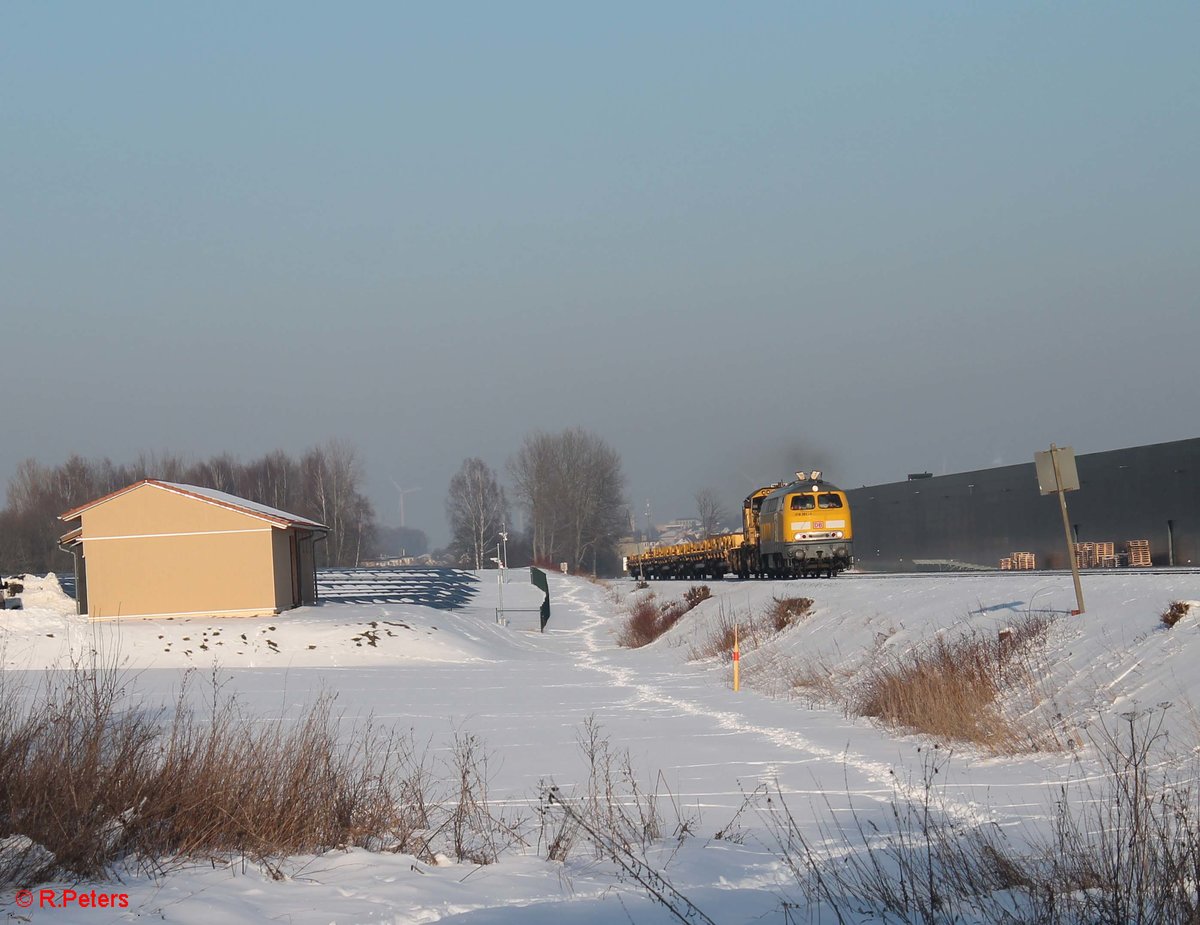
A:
[767, 595, 812, 632]
[618, 588, 710, 648]
[790, 659, 843, 706]
[537, 717, 710, 923]
[0, 662, 524, 887]
[447, 730, 524, 866]
[1162, 600, 1191, 628]
[767, 708, 1200, 925]
[0, 669, 426, 883]
[690, 594, 813, 662]
[688, 604, 743, 660]
[687, 603, 780, 662]
[852, 612, 1057, 752]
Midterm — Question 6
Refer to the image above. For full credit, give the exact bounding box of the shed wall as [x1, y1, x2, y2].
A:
[79, 485, 282, 618]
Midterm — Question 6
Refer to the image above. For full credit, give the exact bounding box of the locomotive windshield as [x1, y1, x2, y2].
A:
[818, 494, 844, 509]
[790, 495, 816, 510]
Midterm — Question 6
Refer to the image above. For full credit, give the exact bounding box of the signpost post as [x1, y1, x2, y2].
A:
[492, 546, 504, 623]
[1034, 444, 1084, 615]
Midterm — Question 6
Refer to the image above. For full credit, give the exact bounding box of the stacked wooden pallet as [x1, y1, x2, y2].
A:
[1071, 541, 1121, 568]
[1000, 557, 1013, 570]
[1011, 551, 1036, 570]
[1127, 539, 1152, 567]
[1094, 541, 1117, 567]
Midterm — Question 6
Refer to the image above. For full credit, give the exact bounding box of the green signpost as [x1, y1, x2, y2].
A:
[530, 567, 550, 632]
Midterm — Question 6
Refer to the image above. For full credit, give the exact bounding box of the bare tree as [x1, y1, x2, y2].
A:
[509, 432, 563, 566]
[1, 443, 377, 574]
[3, 456, 112, 573]
[444, 458, 508, 570]
[300, 440, 375, 568]
[695, 488, 731, 538]
[508, 428, 626, 574]
[245, 450, 300, 513]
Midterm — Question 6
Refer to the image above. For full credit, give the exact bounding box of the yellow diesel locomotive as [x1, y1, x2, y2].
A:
[626, 472, 853, 580]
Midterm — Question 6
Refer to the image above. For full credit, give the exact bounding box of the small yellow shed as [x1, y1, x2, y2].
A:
[58, 480, 328, 620]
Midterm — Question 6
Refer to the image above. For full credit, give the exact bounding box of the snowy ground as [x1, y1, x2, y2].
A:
[2, 568, 1199, 923]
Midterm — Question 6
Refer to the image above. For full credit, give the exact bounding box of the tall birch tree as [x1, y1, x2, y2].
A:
[444, 458, 508, 570]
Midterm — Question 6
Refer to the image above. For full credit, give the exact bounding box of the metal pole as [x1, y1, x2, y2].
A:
[1051, 445, 1085, 614]
[496, 543, 504, 623]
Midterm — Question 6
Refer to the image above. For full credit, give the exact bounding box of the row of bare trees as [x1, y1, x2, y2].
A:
[444, 459, 510, 570]
[0, 442, 376, 574]
[445, 428, 627, 575]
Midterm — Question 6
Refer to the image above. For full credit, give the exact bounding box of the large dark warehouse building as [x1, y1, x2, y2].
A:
[846, 437, 1199, 572]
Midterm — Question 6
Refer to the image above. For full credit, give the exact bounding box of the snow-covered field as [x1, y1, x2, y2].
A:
[2, 568, 1200, 923]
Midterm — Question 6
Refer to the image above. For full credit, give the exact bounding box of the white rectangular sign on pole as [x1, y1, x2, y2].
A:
[1035, 446, 1079, 494]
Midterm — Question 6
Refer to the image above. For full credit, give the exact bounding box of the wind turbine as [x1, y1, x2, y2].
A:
[390, 481, 422, 528]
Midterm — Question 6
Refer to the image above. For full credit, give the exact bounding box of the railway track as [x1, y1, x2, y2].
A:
[52, 566, 1200, 608]
[841, 567, 1200, 579]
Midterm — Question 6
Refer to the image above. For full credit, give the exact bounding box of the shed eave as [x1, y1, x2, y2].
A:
[57, 479, 328, 533]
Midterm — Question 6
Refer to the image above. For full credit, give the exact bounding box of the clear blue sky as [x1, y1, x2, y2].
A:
[3, 2, 1197, 544]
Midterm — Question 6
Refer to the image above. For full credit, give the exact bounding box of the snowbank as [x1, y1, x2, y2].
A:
[3, 569, 1200, 923]
[1, 572, 76, 614]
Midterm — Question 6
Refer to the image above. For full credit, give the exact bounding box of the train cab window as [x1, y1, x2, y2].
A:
[790, 495, 816, 510]
[818, 494, 843, 509]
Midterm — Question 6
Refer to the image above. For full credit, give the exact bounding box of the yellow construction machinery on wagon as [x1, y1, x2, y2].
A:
[627, 472, 853, 580]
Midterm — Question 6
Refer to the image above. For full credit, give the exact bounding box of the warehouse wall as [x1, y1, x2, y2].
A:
[846, 438, 1200, 572]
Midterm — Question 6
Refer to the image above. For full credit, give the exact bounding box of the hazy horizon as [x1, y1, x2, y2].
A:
[4, 2, 1197, 546]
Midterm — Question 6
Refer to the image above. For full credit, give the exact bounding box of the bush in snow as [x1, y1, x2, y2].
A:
[1162, 600, 1193, 628]
[766, 594, 812, 632]
[682, 585, 712, 609]
[618, 592, 691, 648]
